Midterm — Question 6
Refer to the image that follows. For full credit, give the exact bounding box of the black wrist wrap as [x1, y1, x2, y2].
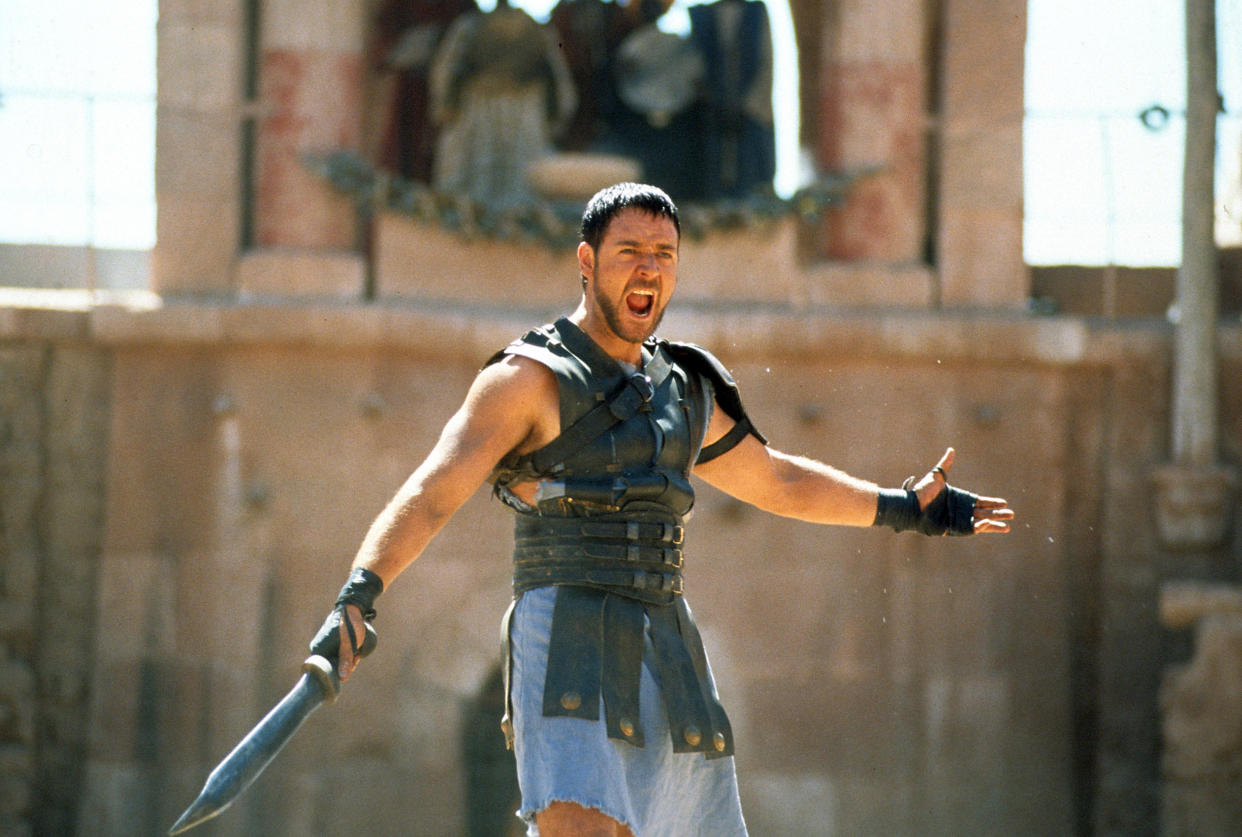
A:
[309, 568, 384, 662]
[334, 567, 384, 620]
[874, 488, 921, 532]
[875, 485, 978, 536]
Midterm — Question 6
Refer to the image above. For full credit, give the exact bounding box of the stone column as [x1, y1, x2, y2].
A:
[935, 0, 1027, 308]
[243, 0, 368, 299]
[814, 0, 929, 263]
[1152, 0, 1237, 550]
[152, 2, 247, 296]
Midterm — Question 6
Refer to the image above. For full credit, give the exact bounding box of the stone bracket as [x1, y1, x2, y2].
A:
[1151, 462, 1239, 551]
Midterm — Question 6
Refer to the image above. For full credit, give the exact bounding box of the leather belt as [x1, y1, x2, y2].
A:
[514, 513, 685, 545]
[511, 512, 687, 604]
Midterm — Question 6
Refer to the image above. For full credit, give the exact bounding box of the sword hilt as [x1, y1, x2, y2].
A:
[300, 618, 373, 703]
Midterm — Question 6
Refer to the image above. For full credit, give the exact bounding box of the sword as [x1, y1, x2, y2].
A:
[169, 623, 375, 835]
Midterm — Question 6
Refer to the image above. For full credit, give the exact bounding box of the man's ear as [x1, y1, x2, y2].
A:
[577, 241, 594, 284]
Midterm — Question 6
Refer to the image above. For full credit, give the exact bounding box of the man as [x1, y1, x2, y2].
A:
[313, 183, 1014, 836]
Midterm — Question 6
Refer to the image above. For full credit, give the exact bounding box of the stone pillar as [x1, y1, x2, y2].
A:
[153, 2, 247, 296]
[1159, 582, 1242, 835]
[252, 0, 366, 251]
[235, 0, 369, 299]
[1153, 0, 1236, 550]
[814, 0, 929, 263]
[935, 0, 1027, 308]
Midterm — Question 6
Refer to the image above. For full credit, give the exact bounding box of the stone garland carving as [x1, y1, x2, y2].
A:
[305, 148, 872, 249]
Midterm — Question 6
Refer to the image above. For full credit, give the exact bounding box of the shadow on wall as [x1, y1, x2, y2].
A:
[462, 665, 523, 836]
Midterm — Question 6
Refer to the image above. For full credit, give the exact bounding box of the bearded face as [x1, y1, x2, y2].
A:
[578, 208, 679, 349]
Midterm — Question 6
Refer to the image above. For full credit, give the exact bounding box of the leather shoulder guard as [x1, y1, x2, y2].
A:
[660, 340, 767, 463]
[483, 323, 560, 371]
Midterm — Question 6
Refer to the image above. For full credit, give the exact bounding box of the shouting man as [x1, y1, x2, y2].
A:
[313, 182, 1014, 836]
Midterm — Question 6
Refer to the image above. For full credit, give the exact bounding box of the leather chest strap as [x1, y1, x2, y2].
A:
[507, 345, 674, 478]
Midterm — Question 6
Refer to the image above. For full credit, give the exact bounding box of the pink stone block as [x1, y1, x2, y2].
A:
[816, 62, 927, 261]
[255, 49, 364, 248]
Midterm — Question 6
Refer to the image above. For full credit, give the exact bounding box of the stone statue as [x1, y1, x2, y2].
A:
[429, 0, 577, 209]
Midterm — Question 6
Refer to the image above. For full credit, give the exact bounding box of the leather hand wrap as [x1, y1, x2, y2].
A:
[874, 484, 978, 536]
[309, 568, 383, 662]
[333, 567, 383, 619]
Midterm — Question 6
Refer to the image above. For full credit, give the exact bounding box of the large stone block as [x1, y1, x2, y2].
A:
[237, 248, 365, 300]
[254, 49, 363, 248]
[373, 212, 579, 312]
[157, 21, 243, 113]
[678, 218, 800, 305]
[937, 206, 1027, 307]
[158, 0, 244, 26]
[941, 0, 1026, 123]
[938, 122, 1023, 210]
[153, 195, 240, 295]
[262, 0, 366, 52]
[830, 0, 927, 64]
[816, 62, 927, 261]
[156, 108, 242, 200]
[797, 263, 935, 308]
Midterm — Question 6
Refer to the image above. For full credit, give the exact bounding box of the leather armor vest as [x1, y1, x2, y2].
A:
[490, 317, 764, 758]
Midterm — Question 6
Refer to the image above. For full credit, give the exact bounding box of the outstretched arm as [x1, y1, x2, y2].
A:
[693, 410, 1013, 533]
[326, 355, 558, 679]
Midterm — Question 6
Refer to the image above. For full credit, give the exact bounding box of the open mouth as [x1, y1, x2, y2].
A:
[626, 290, 654, 318]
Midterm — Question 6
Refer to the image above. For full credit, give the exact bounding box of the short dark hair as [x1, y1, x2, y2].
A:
[579, 182, 680, 251]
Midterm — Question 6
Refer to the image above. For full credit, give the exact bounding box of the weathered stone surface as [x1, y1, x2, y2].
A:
[0, 345, 110, 835]
[1161, 613, 1242, 836]
[254, 49, 363, 249]
[153, 194, 241, 296]
[237, 247, 366, 300]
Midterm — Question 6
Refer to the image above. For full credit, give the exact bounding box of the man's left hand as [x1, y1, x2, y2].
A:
[910, 447, 1014, 534]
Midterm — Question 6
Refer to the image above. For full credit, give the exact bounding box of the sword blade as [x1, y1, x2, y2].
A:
[169, 656, 338, 835]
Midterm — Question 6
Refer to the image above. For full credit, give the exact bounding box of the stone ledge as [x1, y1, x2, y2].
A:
[374, 212, 938, 310]
[1160, 581, 1242, 630]
[237, 247, 366, 300]
[0, 288, 97, 341]
[5, 288, 1242, 369]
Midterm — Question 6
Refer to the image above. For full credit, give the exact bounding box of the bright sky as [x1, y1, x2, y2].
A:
[0, 0, 1238, 266]
[0, 0, 158, 248]
[1024, 0, 1242, 265]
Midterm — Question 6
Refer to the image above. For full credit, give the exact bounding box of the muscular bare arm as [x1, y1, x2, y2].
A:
[335, 355, 559, 678]
[693, 407, 1013, 531]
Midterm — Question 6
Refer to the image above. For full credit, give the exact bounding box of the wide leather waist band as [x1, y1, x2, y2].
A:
[512, 513, 686, 604]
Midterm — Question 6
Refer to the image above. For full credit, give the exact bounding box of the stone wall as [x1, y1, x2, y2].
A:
[6, 0, 1241, 833]
[0, 305, 111, 836]
[1, 284, 1234, 835]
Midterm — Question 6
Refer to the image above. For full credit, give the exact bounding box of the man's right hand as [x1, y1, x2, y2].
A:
[336, 604, 371, 681]
[308, 603, 377, 682]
